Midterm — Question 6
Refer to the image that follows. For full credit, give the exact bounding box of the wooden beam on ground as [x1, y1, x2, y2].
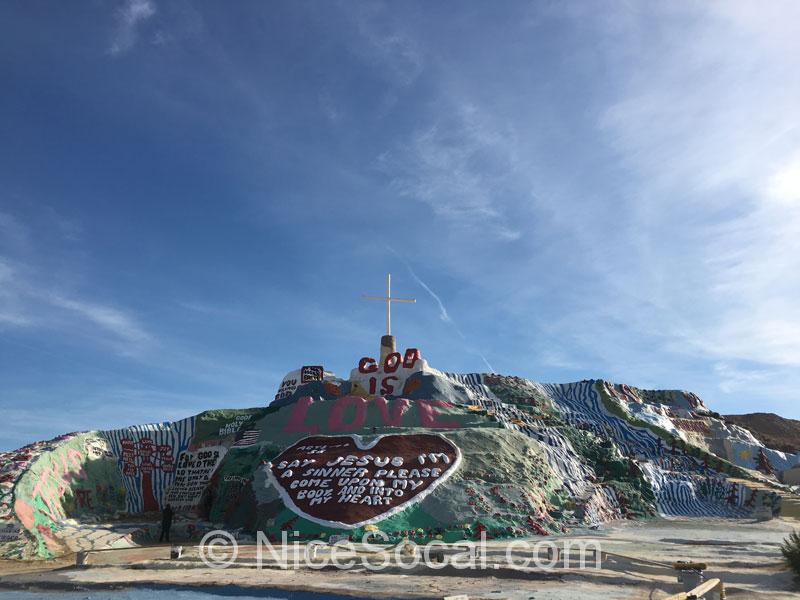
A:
[664, 577, 722, 600]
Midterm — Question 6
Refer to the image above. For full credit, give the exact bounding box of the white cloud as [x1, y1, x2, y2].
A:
[377, 104, 522, 240]
[0, 211, 29, 252]
[351, 1, 800, 398]
[318, 90, 341, 124]
[0, 206, 153, 349]
[0, 259, 12, 283]
[0, 258, 34, 328]
[0, 237, 150, 353]
[109, 0, 156, 56]
[0, 263, 151, 351]
[767, 153, 800, 206]
[349, 4, 423, 88]
[48, 295, 150, 345]
[590, 2, 800, 373]
[535, 348, 581, 372]
[714, 362, 771, 394]
[0, 311, 31, 327]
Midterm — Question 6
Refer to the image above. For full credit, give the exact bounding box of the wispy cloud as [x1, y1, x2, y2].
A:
[544, 2, 800, 382]
[714, 362, 772, 395]
[0, 257, 34, 327]
[48, 294, 150, 345]
[0, 261, 33, 327]
[6, 0, 800, 421]
[0, 210, 151, 353]
[0, 256, 151, 352]
[377, 104, 522, 241]
[109, 0, 156, 56]
[0, 211, 30, 253]
[318, 90, 342, 124]
[348, 3, 423, 89]
[0, 386, 231, 451]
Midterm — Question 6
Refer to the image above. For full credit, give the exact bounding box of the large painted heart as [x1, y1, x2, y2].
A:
[266, 433, 461, 529]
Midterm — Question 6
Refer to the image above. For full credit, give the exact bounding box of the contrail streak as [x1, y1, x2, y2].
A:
[386, 247, 495, 373]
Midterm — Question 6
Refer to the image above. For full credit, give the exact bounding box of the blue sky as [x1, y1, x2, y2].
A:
[2, 1, 799, 450]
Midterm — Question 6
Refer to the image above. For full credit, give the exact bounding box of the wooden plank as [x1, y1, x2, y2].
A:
[663, 577, 721, 600]
[688, 577, 721, 597]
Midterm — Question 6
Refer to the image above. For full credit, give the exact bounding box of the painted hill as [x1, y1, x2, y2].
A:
[1, 349, 797, 560]
[724, 413, 800, 455]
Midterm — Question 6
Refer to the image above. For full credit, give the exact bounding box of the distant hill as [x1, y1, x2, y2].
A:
[724, 413, 800, 454]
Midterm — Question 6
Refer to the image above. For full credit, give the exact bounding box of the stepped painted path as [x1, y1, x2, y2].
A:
[1, 349, 797, 560]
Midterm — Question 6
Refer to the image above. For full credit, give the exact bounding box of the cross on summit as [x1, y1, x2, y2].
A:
[362, 273, 416, 336]
[362, 274, 415, 363]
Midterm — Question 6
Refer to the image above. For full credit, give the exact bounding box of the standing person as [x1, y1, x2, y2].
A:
[159, 504, 174, 543]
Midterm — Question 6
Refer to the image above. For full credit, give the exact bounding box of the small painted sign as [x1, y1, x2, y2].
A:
[0, 523, 21, 542]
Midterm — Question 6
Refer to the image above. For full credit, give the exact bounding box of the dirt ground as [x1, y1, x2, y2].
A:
[0, 517, 798, 599]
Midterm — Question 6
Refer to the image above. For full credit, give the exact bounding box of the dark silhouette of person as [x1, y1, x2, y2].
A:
[159, 504, 174, 543]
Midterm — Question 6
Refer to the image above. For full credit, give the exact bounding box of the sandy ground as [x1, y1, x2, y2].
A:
[1, 517, 798, 599]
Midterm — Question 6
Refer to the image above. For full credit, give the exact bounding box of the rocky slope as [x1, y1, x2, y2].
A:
[724, 413, 800, 455]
